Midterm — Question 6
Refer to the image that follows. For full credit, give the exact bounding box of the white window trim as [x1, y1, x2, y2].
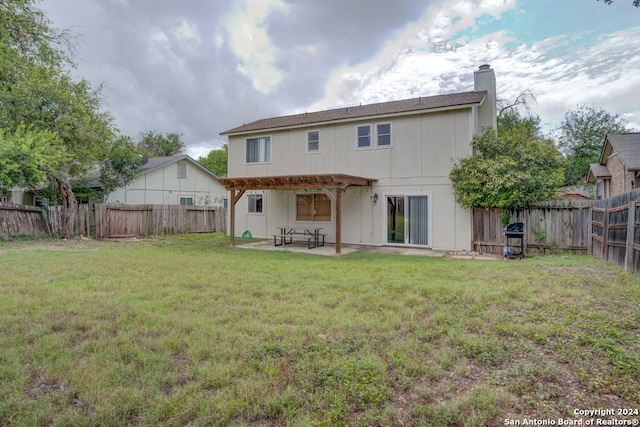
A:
[382, 191, 432, 248]
[306, 129, 321, 154]
[245, 135, 272, 165]
[179, 195, 194, 206]
[355, 124, 373, 150]
[247, 193, 264, 214]
[376, 122, 393, 148]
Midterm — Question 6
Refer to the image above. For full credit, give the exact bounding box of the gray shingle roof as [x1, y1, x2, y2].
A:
[220, 91, 487, 135]
[587, 163, 611, 182]
[141, 155, 220, 179]
[605, 133, 640, 170]
[141, 156, 184, 172]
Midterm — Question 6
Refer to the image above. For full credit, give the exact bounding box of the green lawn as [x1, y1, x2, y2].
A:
[1, 234, 639, 426]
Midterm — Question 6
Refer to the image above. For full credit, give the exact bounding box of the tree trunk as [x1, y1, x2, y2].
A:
[57, 167, 78, 239]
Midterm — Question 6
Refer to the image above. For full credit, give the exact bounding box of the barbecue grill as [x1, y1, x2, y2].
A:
[503, 222, 524, 259]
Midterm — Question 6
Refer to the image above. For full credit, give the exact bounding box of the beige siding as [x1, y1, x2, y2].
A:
[230, 109, 473, 178]
[228, 107, 476, 251]
[108, 161, 226, 206]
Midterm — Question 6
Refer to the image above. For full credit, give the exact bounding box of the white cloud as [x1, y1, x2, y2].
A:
[174, 19, 201, 44]
[220, 0, 289, 94]
[151, 31, 169, 43]
[308, 0, 640, 134]
[309, 0, 515, 111]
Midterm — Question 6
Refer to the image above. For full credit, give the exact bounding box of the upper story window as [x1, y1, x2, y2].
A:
[246, 136, 271, 163]
[356, 125, 371, 149]
[307, 130, 320, 153]
[376, 123, 392, 147]
[356, 123, 392, 149]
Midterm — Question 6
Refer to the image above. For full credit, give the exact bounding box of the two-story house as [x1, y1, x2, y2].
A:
[219, 65, 498, 254]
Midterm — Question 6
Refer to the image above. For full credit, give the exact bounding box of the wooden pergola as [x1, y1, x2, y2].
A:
[218, 174, 377, 255]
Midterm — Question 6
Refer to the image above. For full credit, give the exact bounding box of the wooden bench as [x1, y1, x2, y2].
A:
[273, 234, 314, 249]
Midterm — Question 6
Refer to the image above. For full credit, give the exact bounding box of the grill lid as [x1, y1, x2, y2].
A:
[504, 222, 524, 237]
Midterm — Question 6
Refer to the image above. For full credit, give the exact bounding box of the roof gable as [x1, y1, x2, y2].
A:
[599, 133, 640, 170]
[587, 163, 611, 183]
[141, 155, 220, 180]
[221, 91, 487, 135]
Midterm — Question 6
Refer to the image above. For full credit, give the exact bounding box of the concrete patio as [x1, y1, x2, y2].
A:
[234, 239, 501, 259]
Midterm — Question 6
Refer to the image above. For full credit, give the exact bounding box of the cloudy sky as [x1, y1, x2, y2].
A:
[40, 0, 640, 158]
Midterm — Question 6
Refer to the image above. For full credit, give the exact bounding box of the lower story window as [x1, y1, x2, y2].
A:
[596, 181, 604, 200]
[248, 194, 263, 213]
[296, 193, 331, 221]
[179, 196, 194, 205]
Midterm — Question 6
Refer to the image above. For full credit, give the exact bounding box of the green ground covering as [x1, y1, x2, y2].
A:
[0, 233, 639, 426]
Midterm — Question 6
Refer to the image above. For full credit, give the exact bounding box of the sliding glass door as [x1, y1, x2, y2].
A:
[386, 194, 430, 246]
[407, 195, 429, 246]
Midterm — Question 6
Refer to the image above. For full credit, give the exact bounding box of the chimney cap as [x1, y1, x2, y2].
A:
[478, 64, 491, 70]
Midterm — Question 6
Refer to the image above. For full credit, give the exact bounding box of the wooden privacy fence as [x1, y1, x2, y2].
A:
[47, 204, 91, 237]
[473, 188, 640, 273]
[0, 203, 226, 239]
[93, 204, 226, 238]
[590, 188, 640, 274]
[0, 203, 50, 237]
[473, 200, 593, 255]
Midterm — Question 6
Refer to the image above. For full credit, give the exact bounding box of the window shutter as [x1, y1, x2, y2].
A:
[177, 162, 187, 179]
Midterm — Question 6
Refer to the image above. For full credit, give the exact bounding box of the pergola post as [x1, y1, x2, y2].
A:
[336, 188, 342, 255]
[229, 190, 236, 247]
[229, 189, 245, 247]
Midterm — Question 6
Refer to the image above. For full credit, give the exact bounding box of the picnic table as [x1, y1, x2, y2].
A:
[273, 226, 325, 249]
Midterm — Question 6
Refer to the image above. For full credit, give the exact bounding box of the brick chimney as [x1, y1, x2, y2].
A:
[474, 64, 497, 131]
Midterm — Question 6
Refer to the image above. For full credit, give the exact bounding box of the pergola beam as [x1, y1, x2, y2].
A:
[219, 174, 375, 191]
[219, 174, 376, 255]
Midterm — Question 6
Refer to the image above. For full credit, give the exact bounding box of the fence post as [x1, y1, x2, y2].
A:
[586, 207, 592, 255]
[523, 208, 529, 253]
[625, 201, 636, 273]
[602, 206, 609, 261]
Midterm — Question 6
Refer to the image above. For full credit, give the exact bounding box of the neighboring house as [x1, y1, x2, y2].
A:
[107, 155, 226, 206]
[0, 187, 36, 205]
[219, 65, 498, 253]
[587, 133, 640, 200]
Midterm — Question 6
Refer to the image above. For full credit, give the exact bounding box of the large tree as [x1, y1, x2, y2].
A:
[556, 104, 631, 185]
[1, 0, 122, 238]
[0, 126, 68, 192]
[198, 143, 228, 177]
[99, 136, 142, 201]
[136, 130, 185, 158]
[449, 112, 565, 210]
